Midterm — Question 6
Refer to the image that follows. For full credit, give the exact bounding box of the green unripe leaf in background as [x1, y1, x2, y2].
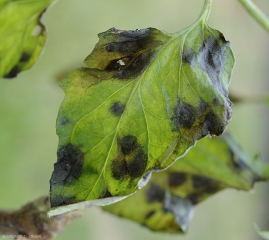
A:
[0, 0, 55, 79]
[49, 1, 235, 216]
[103, 135, 269, 233]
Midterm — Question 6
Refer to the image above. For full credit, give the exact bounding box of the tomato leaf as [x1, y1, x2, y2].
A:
[103, 135, 269, 233]
[49, 1, 235, 216]
[0, 0, 55, 79]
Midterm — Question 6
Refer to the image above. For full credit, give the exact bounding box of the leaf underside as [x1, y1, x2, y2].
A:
[103, 135, 269, 233]
[49, 16, 235, 216]
[0, 0, 54, 79]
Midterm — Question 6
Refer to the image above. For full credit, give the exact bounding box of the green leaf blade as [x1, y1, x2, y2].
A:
[103, 135, 269, 233]
[0, 0, 54, 79]
[50, 17, 235, 215]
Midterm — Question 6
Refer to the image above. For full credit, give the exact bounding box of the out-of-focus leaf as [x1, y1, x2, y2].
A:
[49, 1, 235, 216]
[255, 224, 269, 240]
[103, 135, 269, 233]
[0, 0, 55, 79]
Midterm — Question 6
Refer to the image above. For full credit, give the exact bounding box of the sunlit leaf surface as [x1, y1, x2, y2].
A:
[49, 2, 235, 216]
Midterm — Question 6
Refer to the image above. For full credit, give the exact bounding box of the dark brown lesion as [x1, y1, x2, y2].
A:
[145, 184, 165, 203]
[182, 34, 230, 98]
[60, 117, 69, 126]
[104, 45, 155, 80]
[199, 34, 230, 98]
[168, 172, 188, 187]
[20, 52, 30, 62]
[3, 65, 21, 79]
[4, 51, 30, 78]
[111, 135, 148, 180]
[192, 175, 213, 189]
[99, 189, 113, 199]
[50, 196, 77, 208]
[182, 49, 196, 64]
[110, 101, 125, 116]
[116, 51, 153, 79]
[172, 100, 196, 131]
[50, 144, 84, 187]
[171, 96, 230, 139]
[50, 144, 84, 207]
[187, 174, 222, 204]
[86, 27, 168, 80]
[202, 111, 224, 136]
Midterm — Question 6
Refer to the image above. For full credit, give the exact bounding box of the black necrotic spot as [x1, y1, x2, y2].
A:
[187, 192, 200, 205]
[199, 101, 208, 113]
[20, 52, 30, 62]
[118, 135, 138, 155]
[201, 36, 223, 73]
[112, 135, 148, 180]
[202, 112, 224, 136]
[182, 49, 196, 64]
[128, 148, 148, 179]
[99, 189, 113, 199]
[116, 51, 153, 79]
[110, 101, 125, 116]
[146, 184, 165, 203]
[60, 117, 69, 126]
[192, 175, 212, 189]
[50, 196, 76, 208]
[168, 172, 187, 187]
[173, 100, 195, 130]
[178, 107, 195, 128]
[104, 28, 158, 80]
[105, 56, 132, 71]
[3, 66, 21, 79]
[199, 35, 228, 97]
[50, 144, 84, 187]
[203, 182, 220, 194]
[111, 157, 128, 180]
[106, 41, 141, 55]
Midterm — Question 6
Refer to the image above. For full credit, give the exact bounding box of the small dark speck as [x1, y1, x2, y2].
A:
[20, 52, 30, 62]
[60, 118, 69, 126]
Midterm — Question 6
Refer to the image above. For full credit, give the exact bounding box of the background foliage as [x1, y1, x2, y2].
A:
[0, 0, 269, 239]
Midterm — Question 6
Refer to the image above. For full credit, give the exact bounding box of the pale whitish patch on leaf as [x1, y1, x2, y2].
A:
[48, 195, 131, 217]
[49, 0, 235, 215]
[103, 135, 269, 233]
[0, 0, 55, 79]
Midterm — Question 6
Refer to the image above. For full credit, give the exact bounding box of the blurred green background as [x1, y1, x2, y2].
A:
[0, 0, 269, 239]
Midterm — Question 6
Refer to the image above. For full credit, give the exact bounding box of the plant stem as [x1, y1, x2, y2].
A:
[238, 0, 269, 34]
[198, 0, 212, 22]
[0, 196, 83, 239]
